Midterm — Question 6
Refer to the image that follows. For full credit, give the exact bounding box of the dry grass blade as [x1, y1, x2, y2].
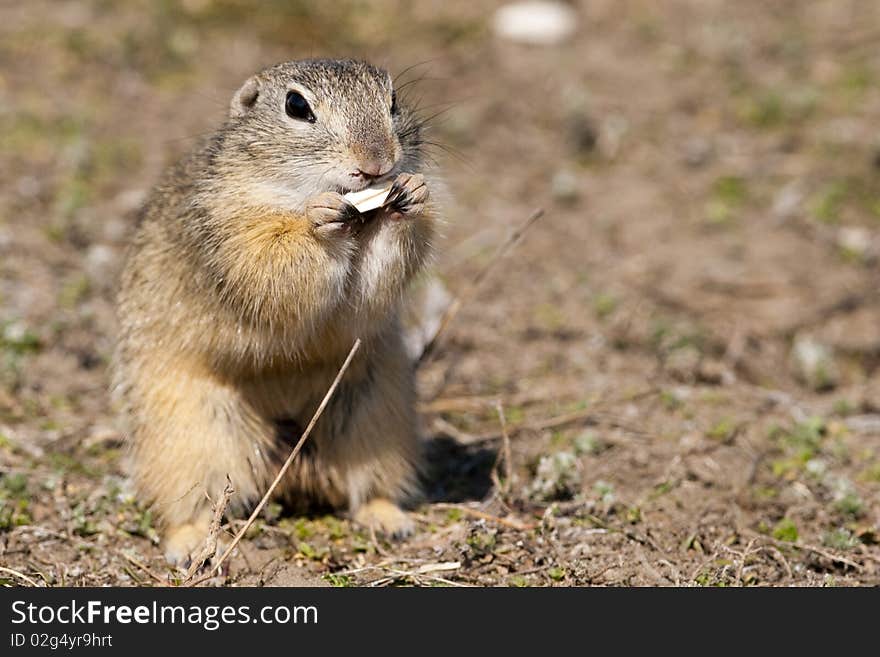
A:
[418, 208, 545, 365]
[433, 503, 534, 531]
[419, 390, 555, 413]
[371, 566, 472, 587]
[744, 530, 863, 571]
[187, 338, 362, 587]
[117, 551, 166, 585]
[432, 416, 478, 443]
[493, 400, 513, 495]
[439, 407, 649, 445]
[415, 561, 461, 574]
[0, 565, 40, 587]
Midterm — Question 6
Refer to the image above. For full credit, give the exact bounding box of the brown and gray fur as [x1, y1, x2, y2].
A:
[113, 59, 439, 564]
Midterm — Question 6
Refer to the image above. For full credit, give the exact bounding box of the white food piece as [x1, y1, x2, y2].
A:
[344, 185, 392, 213]
[492, 1, 578, 46]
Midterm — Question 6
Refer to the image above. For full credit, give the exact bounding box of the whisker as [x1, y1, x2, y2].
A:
[395, 75, 447, 94]
[393, 60, 438, 85]
[422, 142, 472, 168]
[414, 105, 457, 129]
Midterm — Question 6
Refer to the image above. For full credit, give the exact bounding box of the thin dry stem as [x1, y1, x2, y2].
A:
[0, 565, 39, 587]
[117, 551, 166, 585]
[744, 530, 863, 571]
[418, 208, 546, 365]
[182, 478, 235, 583]
[493, 400, 513, 495]
[433, 502, 534, 531]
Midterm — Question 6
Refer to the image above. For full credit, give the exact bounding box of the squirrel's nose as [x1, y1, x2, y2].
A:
[356, 158, 394, 179]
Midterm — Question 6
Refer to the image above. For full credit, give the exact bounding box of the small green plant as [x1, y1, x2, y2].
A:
[0, 498, 31, 530]
[1, 473, 27, 496]
[297, 542, 328, 561]
[774, 417, 826, 468]
[71, 503, 99, 537]
[445, 508, 463, 522]
[508, 575, 529, 587]
[592, 293, 617, 319]
[858, 462, 880, 483]
[593, 480, 615, 505]
[740, 92, 784, 128]
[573, 433, 605, 456]
[812, 181, 848, 224]
[772, 518, 799, 542]
[660, 389, 682, 411]
[279, 517, 314, 540]
[836, 494, 863, 517]
[707, 417, 736, 442]
[1, 322, 40, 356]
[705, 175, 748, 225]
[261, 502, 283, 523]
[823, 527, 858, 550]
[466, 529, 497, 555]
[832, 399, 856, 416]
[59, 274, 91, 309]
[323, 573, 353, 587]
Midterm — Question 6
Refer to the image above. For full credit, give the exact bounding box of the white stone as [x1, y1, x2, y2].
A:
[837, 226, 872, 258]
[791, 334, 838, 390]
[492, 1, 578, 46]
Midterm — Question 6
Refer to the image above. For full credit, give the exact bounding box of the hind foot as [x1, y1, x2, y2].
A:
[163, 520, 210, 568]
[353, 498, 414, 539]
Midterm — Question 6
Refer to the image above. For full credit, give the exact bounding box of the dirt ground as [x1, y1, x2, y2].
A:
[1, 0, 879, 587]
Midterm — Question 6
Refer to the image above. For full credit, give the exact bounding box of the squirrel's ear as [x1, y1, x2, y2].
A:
[230, 76, 260, 118]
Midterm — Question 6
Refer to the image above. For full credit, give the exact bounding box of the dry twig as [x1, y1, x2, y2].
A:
[437, 407, 650, 445]
[492, 401, 513, 496]
[744, 531, 863, 571]
[117, 551, 166, 585]
[418, 208, 546, 365]
[432, 502, 534, 531]
[182, 478, 235, 584]
[0, 565, 39, 587]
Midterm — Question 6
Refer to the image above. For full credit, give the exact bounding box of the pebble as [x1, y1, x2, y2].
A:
[551, 168, 580, 204]
[790, 334, 838, 391]
[85, 244, 119, 285]
[837, 226, 872, 260]
[492, 1, 578, 46]
[681, 136, 713, 168]
[772, 181, 805, 222]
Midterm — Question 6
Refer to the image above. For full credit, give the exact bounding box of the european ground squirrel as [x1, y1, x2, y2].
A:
[114, 59, 439, 565]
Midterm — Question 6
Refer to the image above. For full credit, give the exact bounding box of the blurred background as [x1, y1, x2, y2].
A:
[1, 1, 878, 586]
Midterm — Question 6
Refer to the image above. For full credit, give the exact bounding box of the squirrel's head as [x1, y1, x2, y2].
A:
[217, 59, 424, 208]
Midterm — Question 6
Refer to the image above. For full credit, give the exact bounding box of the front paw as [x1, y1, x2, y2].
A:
[384, 173, 429, 218]
[306, 192, 360, 237]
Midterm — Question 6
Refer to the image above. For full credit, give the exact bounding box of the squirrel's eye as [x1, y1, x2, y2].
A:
[391, 91, 398, 116]
[285, 91, 315, 123]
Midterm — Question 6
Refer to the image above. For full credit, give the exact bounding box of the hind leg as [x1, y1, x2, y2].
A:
[124, 364, 274, 565]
